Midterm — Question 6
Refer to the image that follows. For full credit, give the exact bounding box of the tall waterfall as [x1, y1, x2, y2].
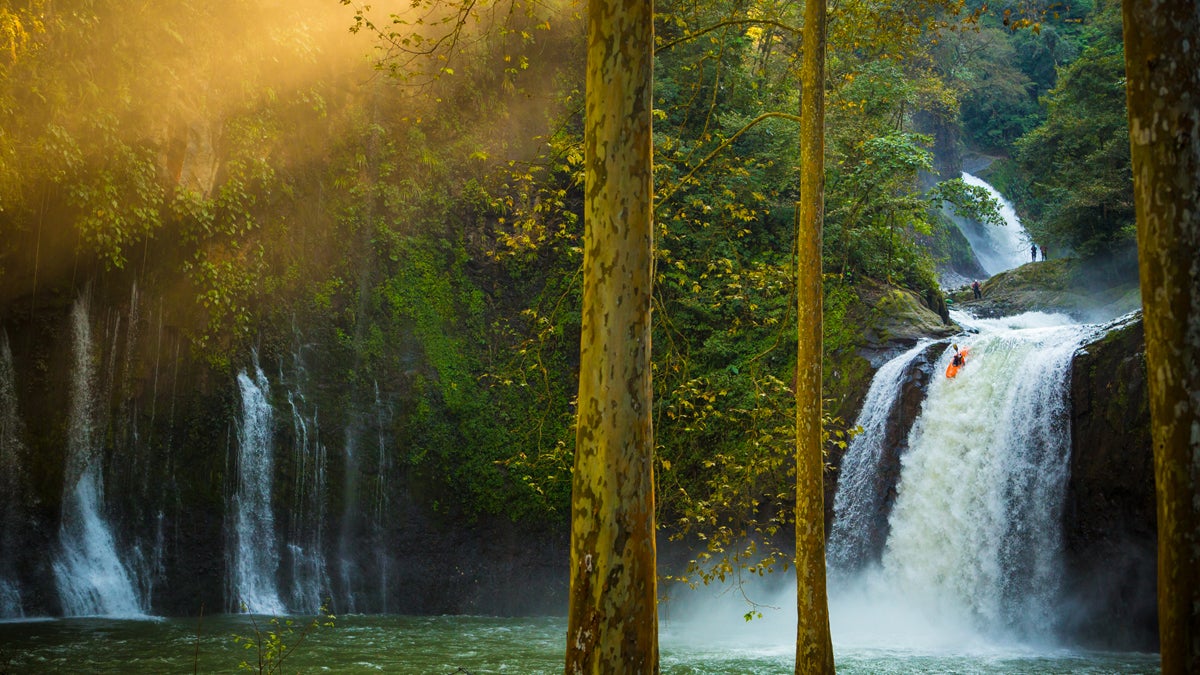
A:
[283, 348, 330, 614]
[950, 173, 1032, 276]
[230, 363, 285, 614]
[827, 342, 930, 572]
[831, 311, 1100, 646]
[52, 297, 144, 617]
[337, 381, 393, 614]
[0, 331, 27, 618]
[370, 382, 392, 613]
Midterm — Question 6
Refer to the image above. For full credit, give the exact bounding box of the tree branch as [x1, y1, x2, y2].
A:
[656, 111, 802, 213]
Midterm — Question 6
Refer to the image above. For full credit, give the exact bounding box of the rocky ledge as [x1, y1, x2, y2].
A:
[947, 258, 1141, 323]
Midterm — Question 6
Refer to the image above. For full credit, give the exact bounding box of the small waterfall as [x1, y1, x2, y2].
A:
[230, 362, 285, 614]
[827, 342, 931, 572]
[53, 297, 144, 617]
[336, 381, 393, 614]
[949, 173, 1031, 276]
[0, 330, 27, 618]
[370, 382, 393, 613]
[283, 361, 330, 614]
[337, 431, 360, 614]
[0, 579, 20, 618]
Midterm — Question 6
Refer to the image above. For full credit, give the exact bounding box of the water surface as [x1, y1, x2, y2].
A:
[0, 614, 1160, 674]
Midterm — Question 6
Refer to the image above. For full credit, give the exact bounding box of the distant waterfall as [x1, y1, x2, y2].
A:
[0, 331, 27, 618]
[827, 342, 931, 572]
[53, 297, 144, 617]
[950, 173, 1032, 276]
[230, 363, 285, 615]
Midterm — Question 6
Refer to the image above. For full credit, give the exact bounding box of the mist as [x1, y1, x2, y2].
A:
[0, 0, 582, 312]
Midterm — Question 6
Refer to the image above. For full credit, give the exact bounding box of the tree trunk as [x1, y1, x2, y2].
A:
[1122, 1, 1200, 672]
[794, 0, 834, 672]
[564, 0, 658, 672]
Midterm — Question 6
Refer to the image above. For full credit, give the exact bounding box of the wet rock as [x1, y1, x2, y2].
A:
[1062, 316, 1156, 650]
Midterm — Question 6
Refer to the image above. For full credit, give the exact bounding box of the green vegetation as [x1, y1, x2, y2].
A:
[231, 605, 336, 674]
[0, 0, 1136, 576]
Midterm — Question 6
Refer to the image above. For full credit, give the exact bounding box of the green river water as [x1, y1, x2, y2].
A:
[0, 614, 1160, 674]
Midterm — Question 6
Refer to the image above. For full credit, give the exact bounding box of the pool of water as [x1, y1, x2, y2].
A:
[0, 614, 1160, 674]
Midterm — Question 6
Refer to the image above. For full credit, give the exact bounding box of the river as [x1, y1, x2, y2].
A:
[0, 613, 1160, 673]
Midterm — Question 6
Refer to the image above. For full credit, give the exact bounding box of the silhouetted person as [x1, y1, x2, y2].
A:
[1031, 243, 1037, 262]
[972, 280, 981, 299]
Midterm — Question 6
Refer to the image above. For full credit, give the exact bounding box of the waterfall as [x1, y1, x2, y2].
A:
[52, 297, 144, 617]
[230, 362, 285, 615]
[336, 381, 393, 614]
[371, 382, 392, 613]
[948, 173, 1032, 276]
[827, 342, 931, 573]
[0, 331, 27, 618]
[284, 372, 330, 614]
[831, 311, 1099, 647]
[338, 431, 360, 614]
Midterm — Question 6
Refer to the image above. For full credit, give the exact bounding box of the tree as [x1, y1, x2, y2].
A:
[563, 0, 658, 671]
[794, 0, 834, 671]
[1015, 0, 1133, 258]
[1121, 0, 1200, 672]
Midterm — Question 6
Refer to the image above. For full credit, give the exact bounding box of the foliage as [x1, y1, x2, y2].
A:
[1012, 0, 1133, 258]
[232, 605, 336, 674]
[0, 0, 1137, 575]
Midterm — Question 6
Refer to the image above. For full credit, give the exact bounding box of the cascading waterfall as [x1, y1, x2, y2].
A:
[0, 330, 27, 618]
[338, 431, 361, 614]
[948, 173, 1032, 276]
[284, 362, 330, 614]
[827, 341, 931, 573]
[52, 297, 144, 617]
[371, 382, 392, 614]
[231, 362, 285, 615]
[831, 311, 1100, 647]
[336, 380, 393, 614]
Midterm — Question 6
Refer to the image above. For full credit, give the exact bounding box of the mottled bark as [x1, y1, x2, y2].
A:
[564, 0, 658, 672]
[794, 0, 834, 671]
[1121, 1, 1200, 672]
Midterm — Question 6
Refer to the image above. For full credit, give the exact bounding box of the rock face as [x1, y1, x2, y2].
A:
[1062, 316, 1157, 650]
[949, 258, 1142, 323]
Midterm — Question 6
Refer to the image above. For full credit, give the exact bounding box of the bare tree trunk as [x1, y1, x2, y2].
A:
[794, 0, 834, 671]
[564, 0, 658, 671]
[1122, 1, 1200, 672]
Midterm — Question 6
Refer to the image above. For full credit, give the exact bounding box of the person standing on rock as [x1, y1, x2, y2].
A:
[1031, 243, 1038, 262]
[972, 280, 982, 299]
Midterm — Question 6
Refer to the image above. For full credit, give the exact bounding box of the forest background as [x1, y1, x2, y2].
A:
[0, 0, 1135, 586]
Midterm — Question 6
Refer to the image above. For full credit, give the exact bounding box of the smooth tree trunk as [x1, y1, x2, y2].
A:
[564, 0, 658, 672]
[794, 0, 834, 672]
[1122, 1, 1200, 672]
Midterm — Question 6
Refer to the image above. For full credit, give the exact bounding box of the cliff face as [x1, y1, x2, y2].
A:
[1063, 317, 1157, 650]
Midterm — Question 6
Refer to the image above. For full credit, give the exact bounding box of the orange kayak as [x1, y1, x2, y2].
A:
[945, 347, 970, 378]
